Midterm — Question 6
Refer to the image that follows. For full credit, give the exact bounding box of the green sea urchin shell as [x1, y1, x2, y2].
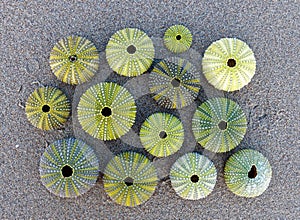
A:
[202, 38, 256, 92]
[39, 138, 99, 198]
[49, 35, 99, 85]
[106, 28, 155, 77]
[224, 149, 272, 197]
[164, 25, 192, 53]
[149, 57, 201, 109]
[140, 113, 184, 157]
[192, 97, 247, 153]
[103, 151, 158, 207]
[170, 152, 217, 200]
[25, 86, 70, 130]
[77, 82, 136, 141]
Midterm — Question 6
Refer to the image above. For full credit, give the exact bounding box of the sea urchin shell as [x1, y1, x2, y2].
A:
[170, 152, 217, 200]
[103, 151, 158, 207]
[49, 35, 100, 85]
[106, 28, 155, 77]
[224, 149, 272, 197]
[164, 25, 193, 53]
[202, 38, 256, 92]
[39, 138, 99, 198]
[77, 82, 136, 141]
[149, 57, 201, 109]
[25, 86, 71, 130]
[192, 97, 247, 153]
[140, 113, 184, 157]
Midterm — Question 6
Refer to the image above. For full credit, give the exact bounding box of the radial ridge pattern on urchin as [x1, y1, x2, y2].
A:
[25, 86, 71, 130]
[39, 138, 99, 198]
[192, 97, 247, 153]
[149, 57, 201, 109]
[140, 113, 184, 157]
[49, 35, 100, 85]
[77, 82, 136, 141]
[106, 28, 155, 77]
[224, 149, 272, 198]
[202, 38, 256, 92]
[170, 152, 217, 200]
[164, 25, 193, 53]
[103, 151, 158, 207]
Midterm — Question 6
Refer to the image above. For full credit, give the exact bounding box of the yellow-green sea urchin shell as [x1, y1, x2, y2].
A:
[164, 25, 192, 53]
[40, 138, 99, 198]
[224, 149, 272, 197]
[192, 97, 247, 153]
[103, 151, 158, 207]
[149, 57, 201, 109]
[202, 38, 256, 92]
[170, 152, 217, 200]
[49, 36, 99, 85]
[106, 28, 155, 77]
[77, 82, 136, 141]
[140, 113, 184, 157]
[25, 86, 71, 130]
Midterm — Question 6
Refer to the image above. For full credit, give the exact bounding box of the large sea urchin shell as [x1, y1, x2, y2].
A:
[224, 149, 272, 197]
[25, 86, 71, 130]
[192, 97, 247, 153]
[149, 57, 201, 109]
[106, 28, 155, 77]
[202, 38, 256, 92]
[164, 25, 193, 53]
[170, 152, 217, 200]
[140, 113, 184, 157]
[49, 36, 100, 85]
[39, 138, 99, 198]
[77, 82, 136, 141]
[103, 151, 158, 207]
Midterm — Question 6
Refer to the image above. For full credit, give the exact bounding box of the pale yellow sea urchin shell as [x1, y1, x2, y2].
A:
[106, 28, 155, 77]
[202, 38, 256, 92]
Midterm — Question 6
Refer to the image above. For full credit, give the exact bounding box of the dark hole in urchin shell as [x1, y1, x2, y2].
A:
[69, 55, 78, 62]
[159, 131, 167, 139]
[190, 175, 199, 183]
[218, 120, 228, 130]
[127, 45, 136, 54]
[248, 165, 257, 179]
[124, 177, 134, 186]
[171, 78, 181, 87]
[42, 105, 50, 113]
[101, 107, 112, 117]
[176, 35, 181, 40]
[227, 58, 236, 67]
[61, 165, 73, 178]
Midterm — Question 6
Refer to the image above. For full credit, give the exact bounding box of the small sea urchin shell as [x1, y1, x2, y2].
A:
[149, 57, 201, 109]
[39, 138, 99, 198]
[192, 97, 247, 153]
[202, 38, 256, 92]
[77, 82, 136, 141]
[164, 25, 192, 53]
[170, 152, 217, 200]
[106, 28, 155, 77]
[224, 149, 272, 197]
[103, 151, 158, 207]
[49, 36, 99, 85]
[25, 86, 70, 130]
[140, 113, 184, 157]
